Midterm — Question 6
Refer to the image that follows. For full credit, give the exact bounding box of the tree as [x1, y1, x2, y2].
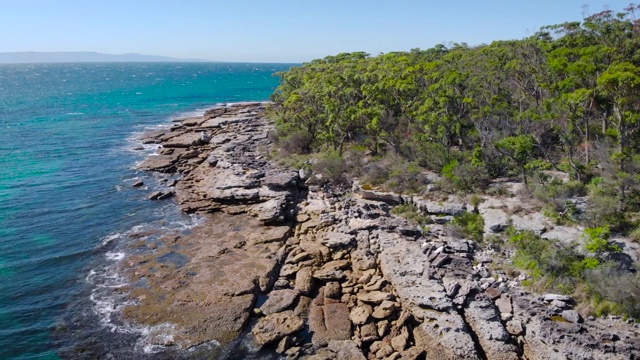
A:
[495, 135, 538, 186]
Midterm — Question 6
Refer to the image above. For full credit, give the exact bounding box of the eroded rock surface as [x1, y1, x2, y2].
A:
[128, 102, 640, 359]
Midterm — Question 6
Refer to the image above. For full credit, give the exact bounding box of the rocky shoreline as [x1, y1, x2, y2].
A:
[126, 102, 640, 359]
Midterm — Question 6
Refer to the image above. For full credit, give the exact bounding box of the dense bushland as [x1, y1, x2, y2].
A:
[269, 5, 640, 318]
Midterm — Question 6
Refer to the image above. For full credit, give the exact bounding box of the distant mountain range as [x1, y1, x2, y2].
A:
[0, 51, 211, 64]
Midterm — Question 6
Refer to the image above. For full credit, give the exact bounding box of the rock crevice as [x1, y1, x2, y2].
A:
[129, 102, 640, 359]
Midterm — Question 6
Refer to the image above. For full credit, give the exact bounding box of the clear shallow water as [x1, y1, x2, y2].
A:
[0, 62, 293, 359]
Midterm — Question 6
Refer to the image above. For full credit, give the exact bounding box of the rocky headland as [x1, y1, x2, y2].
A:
[126, 102, 640, 359]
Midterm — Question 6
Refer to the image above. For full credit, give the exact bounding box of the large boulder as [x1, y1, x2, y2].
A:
[260, 289, 299, 315]
[463, 294, 519, 360]
[309, 289, 352, 346]
[252, 311, 305, 347]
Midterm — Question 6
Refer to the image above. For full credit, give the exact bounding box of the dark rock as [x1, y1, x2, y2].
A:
[148, 190, 174, 200]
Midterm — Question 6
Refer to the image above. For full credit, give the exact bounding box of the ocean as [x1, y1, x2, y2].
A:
[0, 62, 294, 359]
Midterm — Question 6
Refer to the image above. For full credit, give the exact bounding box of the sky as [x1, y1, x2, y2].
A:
[0, 0, 635, 63]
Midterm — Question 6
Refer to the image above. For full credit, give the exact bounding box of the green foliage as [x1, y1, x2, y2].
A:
[271, 5, 640, 235]
[451, 212, 484, 241]
[628, 226, 640, 242]
[311, 151, 347, 184]
[586, 263, 640, 319]
[441, 159, 490, 193]
[360, 154, 429, 194]
[391, 203, 430, 226]
[584, 226, 622, 255]
[268, 6, 640, 320]
[506, 228, 639, 318]
[507, 229, 599, 290]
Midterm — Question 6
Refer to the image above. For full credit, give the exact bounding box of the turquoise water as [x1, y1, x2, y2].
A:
[0, 62, 293, 359]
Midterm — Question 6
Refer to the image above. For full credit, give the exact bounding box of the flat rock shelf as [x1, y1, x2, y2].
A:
[125, 102, 640, 359]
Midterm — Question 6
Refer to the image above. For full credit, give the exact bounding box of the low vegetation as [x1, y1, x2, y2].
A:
[269, 4, 640, 319]
[506, 227, 639, 318]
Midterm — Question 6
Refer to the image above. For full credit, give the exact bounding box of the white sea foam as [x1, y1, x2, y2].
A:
[89, 214, 203, 340]
[101, 232, 122, 246]
[105, 251, 125, 261]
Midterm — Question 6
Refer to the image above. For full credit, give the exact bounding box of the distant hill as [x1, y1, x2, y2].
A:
[0, 51, 211, 64]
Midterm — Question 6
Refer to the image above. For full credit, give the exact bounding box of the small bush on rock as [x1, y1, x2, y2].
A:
[312, 151, 347, 185]
[391, 203, 431, 226]
[450, 212, 484, 242]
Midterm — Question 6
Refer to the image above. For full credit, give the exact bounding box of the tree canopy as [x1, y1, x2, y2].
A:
[271, 4, 640, 228]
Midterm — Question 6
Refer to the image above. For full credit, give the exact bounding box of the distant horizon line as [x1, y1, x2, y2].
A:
[0, 51, 301, 65]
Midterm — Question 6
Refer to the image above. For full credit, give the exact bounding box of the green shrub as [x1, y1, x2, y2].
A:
[442, 159, 490, 193]
[584, 226, 622, 255]
[628, 226, 640, 242]
[279, 129, 314, 154]
[533, 179, 584, 224]
[586, 263, 640, 319]
[451, 212, 484, 242]
[312, 151, 346, 184]
[391, 203, 431, 226]
[362, 154, 428, 194]
[386, 161, 426, 194]
[507, 230, 588, 290]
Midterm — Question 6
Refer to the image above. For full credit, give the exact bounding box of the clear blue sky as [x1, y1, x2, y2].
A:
[0, 0, 634, 63]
